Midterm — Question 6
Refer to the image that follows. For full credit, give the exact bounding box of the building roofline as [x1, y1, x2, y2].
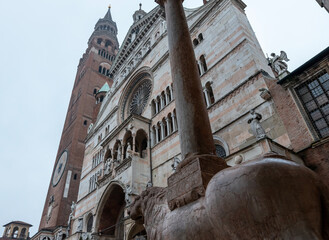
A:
[3, 221, 32, 227]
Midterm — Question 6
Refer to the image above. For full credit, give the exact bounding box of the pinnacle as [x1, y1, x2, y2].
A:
[104, 5, 113, 21]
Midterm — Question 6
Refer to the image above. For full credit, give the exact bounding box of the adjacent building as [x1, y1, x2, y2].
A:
[1, 221, 32, 240]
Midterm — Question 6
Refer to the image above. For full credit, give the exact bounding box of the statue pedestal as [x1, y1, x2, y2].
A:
[167, 154, 228, 210]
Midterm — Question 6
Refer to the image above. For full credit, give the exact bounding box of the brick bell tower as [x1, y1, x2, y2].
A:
[37, 6, 119, 234]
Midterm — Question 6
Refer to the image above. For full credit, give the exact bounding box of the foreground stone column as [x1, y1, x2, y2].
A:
[156, 0, 228, 210]
[157, 0, 214, 158]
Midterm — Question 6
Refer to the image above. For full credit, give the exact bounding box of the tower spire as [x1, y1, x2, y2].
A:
[104, 5, 113, 21]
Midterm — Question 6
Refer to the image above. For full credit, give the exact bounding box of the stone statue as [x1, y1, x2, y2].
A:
[46, 196, 55, 223]
[70, 201, 76, 213]
[130, 154, 329, 239]
[146, 181, 153, 189]
[171, 156, 181, 172]
[247, 109, 266, 140]
[77, 218, 83, 232]
[124, 184, 133, 205]
[116, 149, 122, 162]
[56, 230, 63, 240]
[104, 159, 112, 176]
[267, 51, 289, 76]
[87, 123, 93, 134]
[67, 201, 76, 230]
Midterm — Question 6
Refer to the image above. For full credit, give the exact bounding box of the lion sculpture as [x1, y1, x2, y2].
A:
[130, 154, 329, 240]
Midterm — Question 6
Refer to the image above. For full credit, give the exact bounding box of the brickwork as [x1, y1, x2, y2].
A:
[265, 77, 314, 152]
[275, 47, 329, 189]
[37, 8, 119, 234]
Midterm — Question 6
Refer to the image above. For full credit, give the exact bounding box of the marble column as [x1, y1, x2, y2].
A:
[171, 113, 176, 132]
[121, 145, 124, 162]
[165, 91, 170, 104]
[170, 85, 173, 100]
[166, 117, 171, 135]
[156, 0, 215, 158]
[155, 99, 159, 113]
[150, 129, 155, 147]
[203, 88, 210, 107]
[160, 95, 165, 109]
[155, 125, 159, 144]
[132, 134, 136, 152]
[160, 122, 165, 140]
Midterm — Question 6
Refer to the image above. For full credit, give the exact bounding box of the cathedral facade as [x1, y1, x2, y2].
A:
[33, 0, 329, 239]
[65, 0, 302, 239]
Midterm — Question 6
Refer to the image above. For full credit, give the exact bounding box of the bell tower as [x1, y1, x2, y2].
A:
[37, 6, 119, 235]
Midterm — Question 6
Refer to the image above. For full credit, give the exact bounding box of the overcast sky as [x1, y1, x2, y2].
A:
[0, 0, 328, 236]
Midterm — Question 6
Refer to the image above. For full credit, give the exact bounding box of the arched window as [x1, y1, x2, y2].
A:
[157, 122, 161, 142]
[98, 66, 102, 73]
[135, 129, 148, 158]
[12, 227, 19, 238]
[97, 38, 103, 44]
[200, 55, 207, 73]
[105, 40, 112, 48]
[151, 100, 156, 116]
[168, 113, 173, 134]
[161, 91, 166, 106]
[19, 228, 26, 238]
[87, 214, 93, 232]
[166, 86, 171, 102]
[123, 131, 133, 159]
[213, 136, 229, 158]
[156, 96, 161, 111]
[198, 33, 204, 42]
[204, 82, 215, 106]
[215, 144, 226, 158]
[162, 118, 168, 138]
[193, 38, 199, 47]
[196, 61, 201, 75]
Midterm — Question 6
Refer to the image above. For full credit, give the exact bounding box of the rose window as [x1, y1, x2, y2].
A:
[129, 80, 152, 115]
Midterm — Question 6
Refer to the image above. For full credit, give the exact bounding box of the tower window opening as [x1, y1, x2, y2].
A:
[97, 38, 103, 44]
[74, 174, 78, 180]
[105, 40, 113, 47]
[99, 66, 102, 73]
[193, 38, 199, 47]
[200, 55, 208, 73]
[198, 33, 204, 42]
[84, 120, 88, 126]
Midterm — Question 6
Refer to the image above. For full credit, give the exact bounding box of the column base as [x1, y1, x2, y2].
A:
[167, 153, 228, 210]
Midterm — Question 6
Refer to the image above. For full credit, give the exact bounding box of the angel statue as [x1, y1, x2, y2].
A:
[267, 51, 289, 76]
